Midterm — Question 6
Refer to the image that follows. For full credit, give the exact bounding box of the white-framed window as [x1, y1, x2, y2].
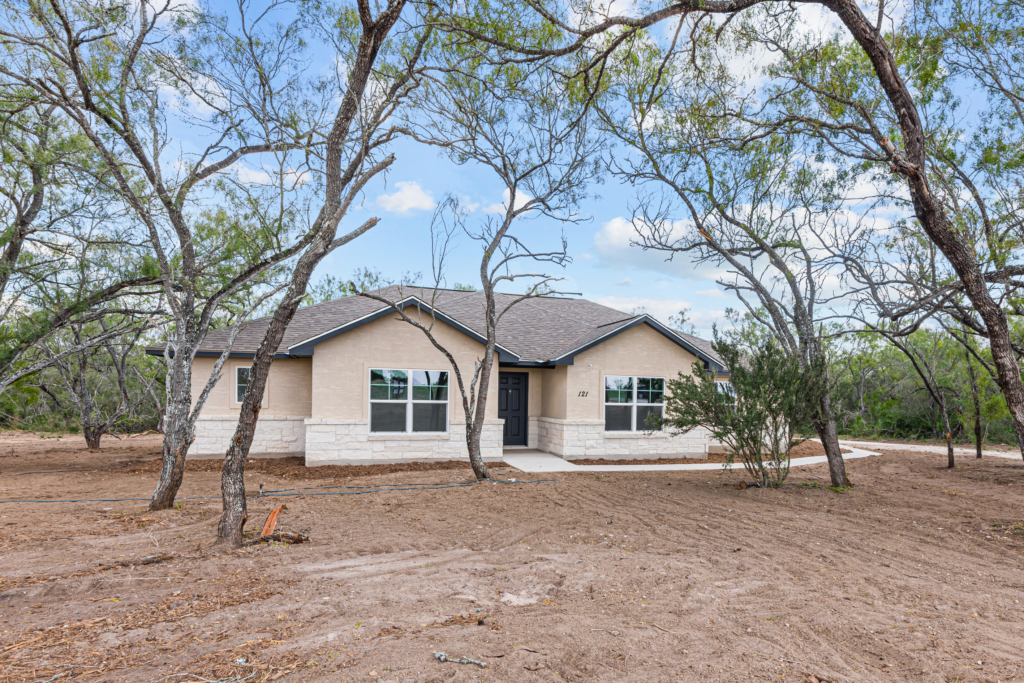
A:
[716, 380, 735, 405]
[369, 368, 449, 433]
[235, 366, 251, 403]
[604, 375, 664, 432]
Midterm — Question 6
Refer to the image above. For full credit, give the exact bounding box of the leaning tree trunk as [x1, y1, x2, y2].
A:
[150, 353, 194, 510]
[825, 0, 1024, 461]
[216, 15, 402, 542]
[216, 253, 324, 545]
[813, 392, 850, 488]
[804, 340, 849, 488]
[216, 205, 383, 545]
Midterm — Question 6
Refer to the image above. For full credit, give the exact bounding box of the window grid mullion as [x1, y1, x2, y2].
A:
[629, 376, 634, 432]
[406, 368, 412, 433]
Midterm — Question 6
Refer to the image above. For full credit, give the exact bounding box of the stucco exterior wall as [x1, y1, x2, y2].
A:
[309, 313, 498, 421]
[540, 366, 567, 420]
[190, 356, 312, 456]
[303, 313, 501, 465]
[532, 324, 715, 459]
[188, 357, 311, 417]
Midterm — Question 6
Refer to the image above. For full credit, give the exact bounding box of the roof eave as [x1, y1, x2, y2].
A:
[145, 348, 295, 360]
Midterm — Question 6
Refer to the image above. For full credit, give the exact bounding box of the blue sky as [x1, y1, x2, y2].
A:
[309, 134, 732, 337]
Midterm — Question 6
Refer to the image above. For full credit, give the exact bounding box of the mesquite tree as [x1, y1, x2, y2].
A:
[1, 0, 338, 508]
[869, 325, 963, 468]
[0, 92, 159, 395]
[360, 64, 599, 480]
[44, 317, 160, 448]
[593, 30, 852, 486]
[215, 0, 432, 546]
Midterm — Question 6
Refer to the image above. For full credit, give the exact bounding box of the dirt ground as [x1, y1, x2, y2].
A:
[1, 430, 1023, 683]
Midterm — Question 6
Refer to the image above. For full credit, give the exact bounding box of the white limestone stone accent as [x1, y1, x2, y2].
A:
[303, 418, 504, 466]
[527, 416, 540, 449]
[534, 417, 709, 460]
[191, 415, 307, 458]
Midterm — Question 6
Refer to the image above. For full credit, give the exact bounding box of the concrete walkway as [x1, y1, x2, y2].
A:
[837, 439, 1021, 461]
[502, 444, 881, 473]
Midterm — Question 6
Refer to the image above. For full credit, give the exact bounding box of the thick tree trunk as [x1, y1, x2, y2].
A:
[83, 425, 102, 450]
[218, 410, 252, 546]
[465, 420, 491, 480]
[150, 354, 193, 510]
[813, 394, 849, 488]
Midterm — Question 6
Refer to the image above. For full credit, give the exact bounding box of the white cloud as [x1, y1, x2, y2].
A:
[230, 164, 309, 188]
[236, 165, 272, 185]
[594, 295, 730, 336]
[484, 188, 532, 214]
[593, 216, 721, 278]
[593, 296, 692, 325]
[696, 288, 727, 298]
[615, 278, 633, 287]
[376, 181, 435, 214]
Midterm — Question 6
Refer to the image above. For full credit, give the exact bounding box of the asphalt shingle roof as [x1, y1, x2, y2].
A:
[181, 286, 722, 367]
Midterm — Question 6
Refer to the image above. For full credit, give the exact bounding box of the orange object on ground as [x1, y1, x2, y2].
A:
[260, 504, 286, 537]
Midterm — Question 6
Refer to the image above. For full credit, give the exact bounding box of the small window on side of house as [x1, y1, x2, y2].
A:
[236, 367, 250, 403]
[716, 381, 735, 405]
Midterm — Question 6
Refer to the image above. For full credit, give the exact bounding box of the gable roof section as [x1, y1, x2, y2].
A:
[547, 314, 727, 373]
[286, 296, 521, 362]
[148, 286, 724, 372]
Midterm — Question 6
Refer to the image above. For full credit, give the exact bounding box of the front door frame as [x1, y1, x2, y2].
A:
[498, 371, 529, 447]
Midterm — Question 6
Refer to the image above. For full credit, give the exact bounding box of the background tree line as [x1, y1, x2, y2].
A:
[829, 328, 1012, 450]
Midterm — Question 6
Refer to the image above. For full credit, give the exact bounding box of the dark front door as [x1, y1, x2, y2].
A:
[498, 372, 528, 446]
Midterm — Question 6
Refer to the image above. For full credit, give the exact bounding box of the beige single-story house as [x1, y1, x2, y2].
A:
[152, 288, 728, 465]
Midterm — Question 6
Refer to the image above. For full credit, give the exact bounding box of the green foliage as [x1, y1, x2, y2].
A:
[830, 329, 1012, 445]
[664, 335, 823, 488]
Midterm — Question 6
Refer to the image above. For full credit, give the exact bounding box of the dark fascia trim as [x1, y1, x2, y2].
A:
[287, 296, 521, 363]
[498, 360, 561, 368]
[548, 315, 728, 373]
[145, 348, 294, 360]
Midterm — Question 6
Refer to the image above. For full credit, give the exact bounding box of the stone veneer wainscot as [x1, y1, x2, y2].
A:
[533, 417, 708, 459]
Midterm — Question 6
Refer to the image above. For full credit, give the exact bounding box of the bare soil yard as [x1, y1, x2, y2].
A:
[1, 430, 1023, 682]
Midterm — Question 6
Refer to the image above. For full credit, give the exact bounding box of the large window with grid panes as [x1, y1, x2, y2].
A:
[604, 375, 665, 432]
[369, 369, 449, 433]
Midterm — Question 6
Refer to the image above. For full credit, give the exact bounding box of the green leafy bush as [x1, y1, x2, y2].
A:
[664, 336, 823, 488]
